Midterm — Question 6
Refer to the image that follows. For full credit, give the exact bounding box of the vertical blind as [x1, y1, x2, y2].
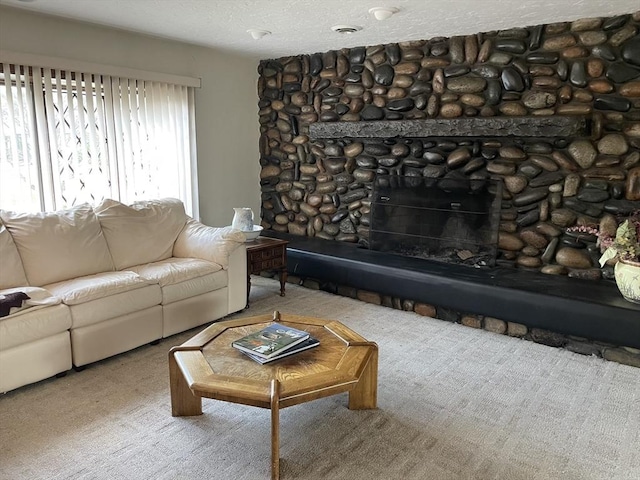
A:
[0, 63, 197, 216]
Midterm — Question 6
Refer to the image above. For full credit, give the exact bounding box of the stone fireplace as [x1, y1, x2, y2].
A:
[258, 12, 639, 281]
[256, 11, 640, 365]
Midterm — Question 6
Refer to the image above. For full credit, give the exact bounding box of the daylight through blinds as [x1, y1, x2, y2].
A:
[0, 63, 195, 214]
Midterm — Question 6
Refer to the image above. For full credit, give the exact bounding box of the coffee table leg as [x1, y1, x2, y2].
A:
[349, 345, 378, 410]
[270, 379, 281, 480]
[169, 350, 202, 416]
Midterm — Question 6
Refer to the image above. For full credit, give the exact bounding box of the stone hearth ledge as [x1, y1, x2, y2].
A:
[262, 231, 640, 350]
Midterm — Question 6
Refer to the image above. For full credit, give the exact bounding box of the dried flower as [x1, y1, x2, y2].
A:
[599, 218, 640, 267]
[567, 211, 640, 267]
[568, 225, 599, 236]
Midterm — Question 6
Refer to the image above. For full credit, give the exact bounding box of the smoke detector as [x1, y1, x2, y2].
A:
[331, 25, 362, 34]
[369, 7, 399, 21]
[247, 29, 271, 40]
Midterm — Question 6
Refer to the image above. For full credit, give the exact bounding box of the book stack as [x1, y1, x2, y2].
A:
[232, 322, 319, 364]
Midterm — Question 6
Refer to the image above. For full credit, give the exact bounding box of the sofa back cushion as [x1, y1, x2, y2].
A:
[0, 204, 115, 286]
[0, 220, 29, 289]
[95, 198, 188, 270]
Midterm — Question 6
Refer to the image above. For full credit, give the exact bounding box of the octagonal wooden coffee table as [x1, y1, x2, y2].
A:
[169, 311, 378, 480]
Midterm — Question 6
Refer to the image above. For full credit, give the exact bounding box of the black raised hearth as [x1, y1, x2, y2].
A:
[263, 230, 640, 350]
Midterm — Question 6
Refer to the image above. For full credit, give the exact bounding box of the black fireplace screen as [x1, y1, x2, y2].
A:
[369, 175, 503, 267]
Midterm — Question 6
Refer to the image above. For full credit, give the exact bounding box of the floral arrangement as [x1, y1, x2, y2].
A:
[598, 215, 640, 267]
[568, 211, 640, 267]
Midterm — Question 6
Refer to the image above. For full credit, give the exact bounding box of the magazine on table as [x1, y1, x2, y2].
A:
[241, 336, 320, 364]
[232, 322, 310, 359]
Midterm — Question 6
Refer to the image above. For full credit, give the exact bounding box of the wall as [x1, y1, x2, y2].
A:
[0, 6, 261, 227]
[256, 11, 640, 280]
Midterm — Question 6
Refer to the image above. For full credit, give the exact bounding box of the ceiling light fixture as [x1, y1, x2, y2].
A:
[368, 7, 399, 21]
[247, 29, 271, 40]
[331, 25, 362, 34]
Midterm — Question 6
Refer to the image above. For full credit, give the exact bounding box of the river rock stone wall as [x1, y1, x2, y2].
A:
[257, 12, 640, 280]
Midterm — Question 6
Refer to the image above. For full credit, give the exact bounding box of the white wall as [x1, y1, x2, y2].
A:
[0, 6, 261, 227]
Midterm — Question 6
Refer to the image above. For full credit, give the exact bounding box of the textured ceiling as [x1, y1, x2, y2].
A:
[0, 0, 636, 59]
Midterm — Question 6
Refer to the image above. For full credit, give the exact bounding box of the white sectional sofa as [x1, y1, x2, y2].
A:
[0, 198, 247, 393]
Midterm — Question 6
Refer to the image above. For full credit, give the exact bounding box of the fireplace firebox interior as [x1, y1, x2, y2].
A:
[370, 175, 503, 267]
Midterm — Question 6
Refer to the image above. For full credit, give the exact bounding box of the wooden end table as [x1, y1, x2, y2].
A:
[169, 311, 378, 480]
[246, 237, 288, 305]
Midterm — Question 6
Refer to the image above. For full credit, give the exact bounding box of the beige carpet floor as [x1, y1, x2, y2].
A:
[1, 277, 639, 480]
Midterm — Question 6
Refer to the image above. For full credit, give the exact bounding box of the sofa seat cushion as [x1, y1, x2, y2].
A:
[130, 258, 227, 305]
[45, 271, 155, 305]
[161, 271, 228, 304]
[0, 286, 62, 317]
[65, 284, 162, 329]
[0, 288, 71, 350]
[0, 204, 114, 286]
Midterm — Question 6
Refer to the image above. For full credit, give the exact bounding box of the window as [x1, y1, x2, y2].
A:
[0, 63, 197, 215]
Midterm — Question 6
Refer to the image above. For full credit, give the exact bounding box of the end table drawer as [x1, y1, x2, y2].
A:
[251, 257, 284, 273]
[248, 243, 286, 275]
[248, 246, 284, 263]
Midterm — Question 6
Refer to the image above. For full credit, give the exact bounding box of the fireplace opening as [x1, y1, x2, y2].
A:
[369, 175, 503, 267]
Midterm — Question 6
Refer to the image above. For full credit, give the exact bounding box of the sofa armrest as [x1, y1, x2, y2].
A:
[226, 245, 248, 313]
[173, 220, 246, 268]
